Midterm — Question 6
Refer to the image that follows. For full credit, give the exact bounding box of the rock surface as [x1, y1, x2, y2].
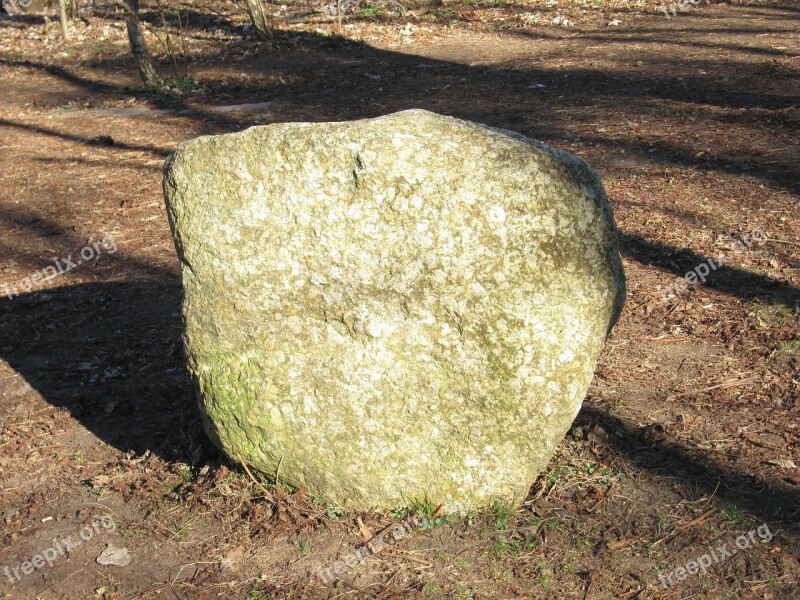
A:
[163, 109, 625, 512]
[96, 543, 132, 567]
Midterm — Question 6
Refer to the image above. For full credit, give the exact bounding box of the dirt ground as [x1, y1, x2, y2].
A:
[0, 1, 798, 598]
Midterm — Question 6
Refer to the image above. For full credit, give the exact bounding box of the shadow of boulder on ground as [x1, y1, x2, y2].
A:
[0, 280, 213, 465]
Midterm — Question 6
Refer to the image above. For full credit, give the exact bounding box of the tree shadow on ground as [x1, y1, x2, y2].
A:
[621, 232, 800, 309]
[1, 19, 797, 194]
[574, 406, 800, 522]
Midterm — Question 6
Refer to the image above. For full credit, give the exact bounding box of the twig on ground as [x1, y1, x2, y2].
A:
[356, 516, 374, 540]
[381, 548, 433, 565]
[237, 453, 275, 502]
[765, 238, 800, 247]
[651, 507, 717, 547]
[668, 375, 756, 399]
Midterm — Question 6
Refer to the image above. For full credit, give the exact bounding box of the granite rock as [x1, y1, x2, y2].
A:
[163, 109, 625, 512]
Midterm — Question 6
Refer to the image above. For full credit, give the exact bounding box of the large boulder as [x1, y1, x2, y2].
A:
[163, 109, 625, 512]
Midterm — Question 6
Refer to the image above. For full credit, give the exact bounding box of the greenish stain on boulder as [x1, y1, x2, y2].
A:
[163, 109, 625, 513]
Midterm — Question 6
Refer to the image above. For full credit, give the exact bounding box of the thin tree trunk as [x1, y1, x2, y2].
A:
[122, 0, 161, 87]
[58, 0, 71, 40]
[244, 0, 271, 40]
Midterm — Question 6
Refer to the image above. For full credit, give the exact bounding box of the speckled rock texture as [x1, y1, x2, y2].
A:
[163, 109, 626, 512]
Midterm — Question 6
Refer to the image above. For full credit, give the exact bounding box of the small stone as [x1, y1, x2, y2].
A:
[96, 543, 131, 567]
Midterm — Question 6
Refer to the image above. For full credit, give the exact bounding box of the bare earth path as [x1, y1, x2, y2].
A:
[0, 2, 798, 598]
